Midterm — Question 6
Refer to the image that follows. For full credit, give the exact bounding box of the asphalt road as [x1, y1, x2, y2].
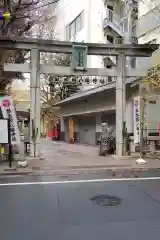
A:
[1, 175, 160, 240]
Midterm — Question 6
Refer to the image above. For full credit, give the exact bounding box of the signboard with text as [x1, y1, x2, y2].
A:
[0, 96, 20, 145]
[133, 96, 141, 144]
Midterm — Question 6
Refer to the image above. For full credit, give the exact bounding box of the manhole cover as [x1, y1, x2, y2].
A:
[90, 194, 122, 207]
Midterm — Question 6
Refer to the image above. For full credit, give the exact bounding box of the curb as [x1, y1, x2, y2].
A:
[29, 167, 160, 177]
[0, 171, 34, 176]
[0, 167, 160, 178]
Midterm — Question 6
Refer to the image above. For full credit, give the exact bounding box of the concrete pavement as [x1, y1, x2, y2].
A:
[33, 139, 160, 168]
[1, 139, 160, 177]
[0, 176, 160, 239]
[29, 139, 160, 174]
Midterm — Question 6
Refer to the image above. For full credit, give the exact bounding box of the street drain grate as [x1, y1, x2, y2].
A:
[90, 195, 122, 207]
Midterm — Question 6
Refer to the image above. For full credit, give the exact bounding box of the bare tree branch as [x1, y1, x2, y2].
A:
[0, 0, 58, 91]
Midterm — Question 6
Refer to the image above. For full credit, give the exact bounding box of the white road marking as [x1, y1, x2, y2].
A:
[0, 176, 160, 186]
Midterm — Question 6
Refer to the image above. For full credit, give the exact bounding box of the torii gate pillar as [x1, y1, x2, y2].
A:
[30, 48, 41, 157]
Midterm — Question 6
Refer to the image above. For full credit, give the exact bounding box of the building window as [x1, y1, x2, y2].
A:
[108, 76, 112, 82]
[107, 5, 113, 22]
[75, 13, 82, 32]
[67, 11, 84, 40]
[107, 35, 114, 43]
[68, 22, 75, 39]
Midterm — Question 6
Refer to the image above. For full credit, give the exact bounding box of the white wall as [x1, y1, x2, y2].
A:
[138, 0, 159, 18]
[88, 0, 106, 68]
[55, 0, 88, 41]
[139, 28, 160, 44]
[137, 27, 160, 69]
[136, 2, 160, 70]
[55, 0, 105, 69]
[137, 6, 160, 39]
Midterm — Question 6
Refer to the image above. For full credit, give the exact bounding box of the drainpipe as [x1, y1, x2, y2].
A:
[87, 0, 91, 67]
[87, 0, 91, 42]
[124, 0, 132, 44]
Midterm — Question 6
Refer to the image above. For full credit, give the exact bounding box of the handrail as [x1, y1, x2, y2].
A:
[106, 8, 125, 32]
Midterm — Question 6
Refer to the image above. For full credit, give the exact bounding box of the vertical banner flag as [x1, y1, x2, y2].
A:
[133, 96, 141, 144]
[0, 96, 20, 144]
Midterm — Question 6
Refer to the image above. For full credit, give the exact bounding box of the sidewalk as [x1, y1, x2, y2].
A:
[1, 139, 160, 176]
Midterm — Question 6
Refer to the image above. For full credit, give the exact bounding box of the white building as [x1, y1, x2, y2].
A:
[55, 0, 138, 84]
[55, 0, 105, 73]
[138, 0, 159, 17]
[137, 0, 160, 68]
[55, 0, 145, 149]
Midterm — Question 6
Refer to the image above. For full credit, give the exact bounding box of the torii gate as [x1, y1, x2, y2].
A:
[1, 37, 158, 157]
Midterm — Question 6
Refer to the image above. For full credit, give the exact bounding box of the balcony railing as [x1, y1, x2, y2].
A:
[106, 37, 123, 45]
[114, 37, 123, 44]
[103, 9, 124, 35]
